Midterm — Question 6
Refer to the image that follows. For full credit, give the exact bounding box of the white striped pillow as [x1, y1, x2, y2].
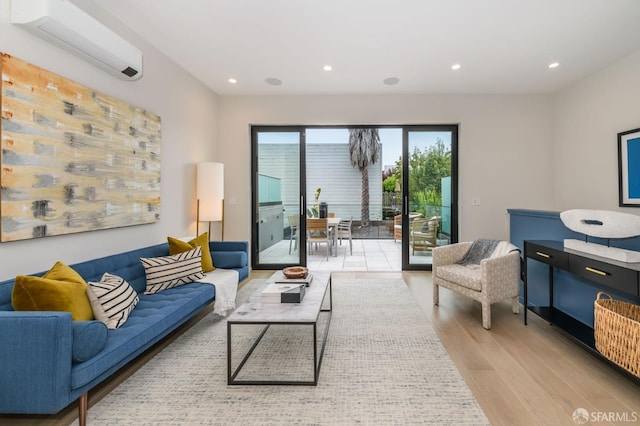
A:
[87, 273, 139, 329]
[141, 247, 205, 294]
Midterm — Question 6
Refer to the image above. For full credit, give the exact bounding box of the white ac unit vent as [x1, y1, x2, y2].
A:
[11, 0, 143, 80]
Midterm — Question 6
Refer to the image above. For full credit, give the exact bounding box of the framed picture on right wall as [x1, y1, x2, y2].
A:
[618, 127, 640, 206]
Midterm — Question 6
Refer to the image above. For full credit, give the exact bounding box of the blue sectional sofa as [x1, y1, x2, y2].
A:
[0, 240, 248, 425]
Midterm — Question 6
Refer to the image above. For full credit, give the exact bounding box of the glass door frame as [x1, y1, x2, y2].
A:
[250, 124, 458, 271]
[251, 126, 307, 270]
[401, 124, 459, 271]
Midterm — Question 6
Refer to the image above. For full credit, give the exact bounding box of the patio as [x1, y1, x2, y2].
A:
[258, 228, 434, 272]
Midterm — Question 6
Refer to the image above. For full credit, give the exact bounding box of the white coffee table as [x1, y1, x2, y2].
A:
[227, 270, 332, 385]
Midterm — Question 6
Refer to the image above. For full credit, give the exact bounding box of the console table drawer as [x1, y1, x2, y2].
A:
[569, 255, 638, 296]
[525, 242, 569, 269]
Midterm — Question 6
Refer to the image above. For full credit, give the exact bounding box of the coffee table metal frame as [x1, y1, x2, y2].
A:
[227, 272, 332, 386]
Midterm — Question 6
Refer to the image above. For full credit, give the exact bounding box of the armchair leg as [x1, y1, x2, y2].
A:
[481, 302, 491, 330]
[511, 296, 520, 314]
[433, 283, 439, 305]
[78, 392, 88, 426]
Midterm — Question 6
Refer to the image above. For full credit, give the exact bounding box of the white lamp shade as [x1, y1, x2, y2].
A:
[197, 162, 224, 221]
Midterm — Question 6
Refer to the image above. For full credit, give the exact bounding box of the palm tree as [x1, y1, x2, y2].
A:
[349, 128, 380, 228]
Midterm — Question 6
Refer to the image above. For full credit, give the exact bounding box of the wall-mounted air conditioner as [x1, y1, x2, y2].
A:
[11, 0, 143, 80]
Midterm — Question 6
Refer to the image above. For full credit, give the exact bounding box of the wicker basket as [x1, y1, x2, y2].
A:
[594, 292, 640, 378]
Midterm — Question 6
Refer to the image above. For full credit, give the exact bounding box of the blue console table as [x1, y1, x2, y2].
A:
[509, 209, 640, 381]
[523, 240, 640, 344]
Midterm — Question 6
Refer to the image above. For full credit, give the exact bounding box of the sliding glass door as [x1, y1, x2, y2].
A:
[402, 126, 458, 270]
[251, 124, 458, 271]
[251, 127, 305, 269]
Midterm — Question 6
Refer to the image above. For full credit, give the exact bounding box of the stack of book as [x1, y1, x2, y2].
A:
[261, 283, 306, 304]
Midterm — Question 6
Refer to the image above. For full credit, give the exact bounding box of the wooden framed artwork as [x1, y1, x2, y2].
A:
[0, 53, 161, 242]
[618, 127, 640, 207]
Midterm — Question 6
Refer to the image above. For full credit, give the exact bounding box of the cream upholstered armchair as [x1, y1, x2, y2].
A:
[432, 240, 521, 329]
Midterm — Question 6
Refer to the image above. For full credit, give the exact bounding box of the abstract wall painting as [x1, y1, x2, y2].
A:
[0, 53, 161, 242]
[618, 127, 640, 207]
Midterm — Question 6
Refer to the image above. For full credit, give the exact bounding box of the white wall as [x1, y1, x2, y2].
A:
[553, 49, 640, 211]
[6, 0, 630, 280]
[218, 94, 555, 243]
[0, 0, 219, 280]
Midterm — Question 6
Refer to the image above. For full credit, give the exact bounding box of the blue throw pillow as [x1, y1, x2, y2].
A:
[72, 320, 108, 363]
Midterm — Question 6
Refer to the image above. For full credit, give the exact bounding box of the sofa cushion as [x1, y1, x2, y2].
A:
[168, 233, 214, 272]
[211, 251, 248, 270]
[141, 247, 205, 294]
[88, 273, 139, 329]
[72, 321, 108, 363]
[70, 283, 214, 390]
[12, 262, 94, 321]
[435, 264, 483, 291]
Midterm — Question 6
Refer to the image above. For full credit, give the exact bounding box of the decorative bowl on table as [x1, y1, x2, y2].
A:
[282, 266, 308, 279]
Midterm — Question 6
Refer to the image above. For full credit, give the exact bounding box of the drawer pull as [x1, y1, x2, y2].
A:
[535, 252, 550, 258]
[585, 267, 608, 277]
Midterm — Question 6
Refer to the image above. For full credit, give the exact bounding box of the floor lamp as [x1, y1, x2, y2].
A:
[196, 162, 224, 240]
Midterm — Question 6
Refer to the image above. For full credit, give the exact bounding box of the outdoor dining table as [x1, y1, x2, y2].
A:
[327, 217, 341, 256]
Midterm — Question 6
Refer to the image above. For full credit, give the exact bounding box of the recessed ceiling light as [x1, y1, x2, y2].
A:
[548, 62, 560, 69]
[383, 77, 400, 86]
[265, 77, 282, 86]
[451, 64, 461, 70]
[323, 65, 333, 71]
[228, 78, 237, 84]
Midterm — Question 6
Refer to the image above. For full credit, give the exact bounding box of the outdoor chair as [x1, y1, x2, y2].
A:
[288, 215, 298, 254]
[307, 218, 331, 260]
[394, 214, 402, 242]
[411, 216, 439, 255]
[336, 217, 353, 255]
[432, 240, 521, 329]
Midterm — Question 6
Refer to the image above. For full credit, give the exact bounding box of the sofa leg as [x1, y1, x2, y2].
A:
[433, 283, 439, 305]
[481, 302, 491, 330]
[78, 392, 88, 426]
[511, 296, 520, 314]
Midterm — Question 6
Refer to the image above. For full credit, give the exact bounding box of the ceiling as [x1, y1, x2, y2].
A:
[93, 0, 640, 96]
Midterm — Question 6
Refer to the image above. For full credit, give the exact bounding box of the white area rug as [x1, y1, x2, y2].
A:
[77, 277, 489, 425]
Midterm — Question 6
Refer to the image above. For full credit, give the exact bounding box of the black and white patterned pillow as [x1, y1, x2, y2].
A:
[87, 273, 139, 329]
[141, 247, 205, 294]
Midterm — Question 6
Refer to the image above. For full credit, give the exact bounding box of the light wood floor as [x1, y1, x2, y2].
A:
[402, 270, 640, 426]
[3, 271, 640, 425]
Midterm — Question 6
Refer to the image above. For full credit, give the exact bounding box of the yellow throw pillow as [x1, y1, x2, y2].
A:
[12, 274, 94, 321]
[43, 261, 88, 285]
[168, 232, 214, 272]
